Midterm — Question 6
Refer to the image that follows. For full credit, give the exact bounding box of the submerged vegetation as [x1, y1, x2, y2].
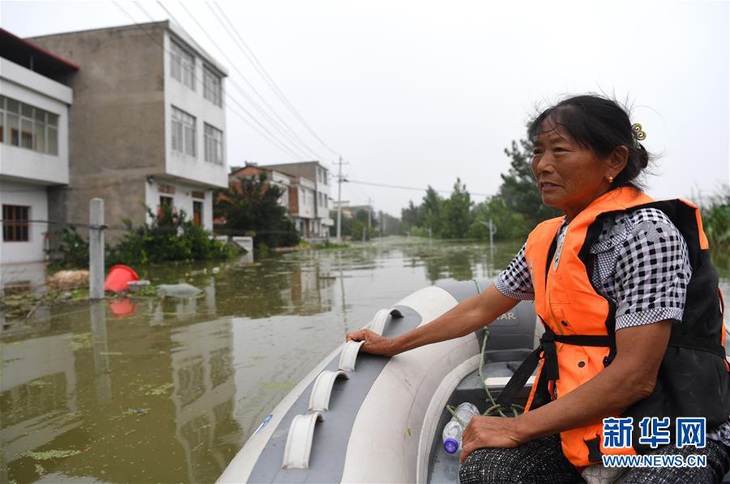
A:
[48, 205, 237, 269]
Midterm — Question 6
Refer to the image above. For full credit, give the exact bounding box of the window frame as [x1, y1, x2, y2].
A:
[203, 123, 224, 165]
[0, 96, 59, 155]
[170, 40, 196, 91]
[171, 106, 197, 157]
[2, 204, 30, 242]
[203, 66, 223, 107]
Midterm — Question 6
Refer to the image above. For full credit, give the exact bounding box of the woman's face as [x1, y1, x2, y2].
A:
[531, 124, 618, 221]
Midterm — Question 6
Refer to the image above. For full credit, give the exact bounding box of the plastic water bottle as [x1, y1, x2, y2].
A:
[442, 402, 480, 454]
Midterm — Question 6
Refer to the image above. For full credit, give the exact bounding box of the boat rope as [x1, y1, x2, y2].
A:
[445, 326, 523, 424]
[478, 326, 523, 417]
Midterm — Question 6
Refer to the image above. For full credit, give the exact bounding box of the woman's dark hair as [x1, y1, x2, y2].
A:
[527, 94, 651, 189]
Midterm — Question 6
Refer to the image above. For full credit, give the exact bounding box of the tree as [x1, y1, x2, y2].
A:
[401, 200, 423, 233]
[441, 178, 473, 239]
[421, 186, 444, 236]
[498, 139, 561, 237]
[214, 172, 300, 248]
[469, 196, 528, 241]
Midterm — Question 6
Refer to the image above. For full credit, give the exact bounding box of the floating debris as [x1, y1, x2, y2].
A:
[70, 332, 94, 352]
[156, 283, 203, 297]
[126, 407, 150, 416]
[25, 449, 82, 461]
[138, 383, 174, 396]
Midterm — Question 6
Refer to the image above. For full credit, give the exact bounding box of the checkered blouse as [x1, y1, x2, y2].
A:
[495, 207, 730, 443]
[495, 208, 690, 331]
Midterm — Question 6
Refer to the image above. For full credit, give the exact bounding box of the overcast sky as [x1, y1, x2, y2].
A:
[2, 0, 728, 215]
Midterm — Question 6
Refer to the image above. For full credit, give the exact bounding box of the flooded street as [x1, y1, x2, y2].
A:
[1, 237, 525, 483]
[2, 237, 729, 483]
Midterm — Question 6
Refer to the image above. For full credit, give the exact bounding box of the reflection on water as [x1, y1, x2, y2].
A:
[1, 237, 726, 482]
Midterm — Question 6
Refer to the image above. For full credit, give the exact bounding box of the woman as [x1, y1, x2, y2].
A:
[346, 94, 730, 483]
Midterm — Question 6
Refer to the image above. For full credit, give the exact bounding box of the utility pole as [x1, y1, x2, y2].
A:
[367, 198, 372, 231]
[336, 157, 346, 242]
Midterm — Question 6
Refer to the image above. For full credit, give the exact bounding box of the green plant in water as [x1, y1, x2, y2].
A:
[46, 226, 91, 269]
[107, 204, 237, 266]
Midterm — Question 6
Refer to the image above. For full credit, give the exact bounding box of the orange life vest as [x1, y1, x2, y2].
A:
[508, 187, 729, 467]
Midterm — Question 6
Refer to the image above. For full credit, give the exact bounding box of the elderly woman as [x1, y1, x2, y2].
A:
[347, 94, 730, 483]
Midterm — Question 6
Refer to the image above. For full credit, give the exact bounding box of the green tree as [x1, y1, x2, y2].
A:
[352, 209, 378, 240]
[401, 200, 423, 233]
[214, 173, 300, 248]
[441, 178, 473, 239]
[469, 196, 528, 241]
[498, 139, 561, 237]
[422, 186, 444, 236]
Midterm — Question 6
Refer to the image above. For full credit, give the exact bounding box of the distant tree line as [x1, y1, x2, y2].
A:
[401, 139, 560, 241]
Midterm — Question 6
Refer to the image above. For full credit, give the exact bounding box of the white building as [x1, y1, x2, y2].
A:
[0, 28, 77, 271]
[259, 161, 333, 238]
[28, 21, 228, 243]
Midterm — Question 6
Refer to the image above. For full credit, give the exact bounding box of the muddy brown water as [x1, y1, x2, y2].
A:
[1, 236, 727, 483]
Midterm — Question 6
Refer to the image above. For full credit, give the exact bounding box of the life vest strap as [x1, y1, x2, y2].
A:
[495, 328, 726, 411]
[496, 330, 612, 410]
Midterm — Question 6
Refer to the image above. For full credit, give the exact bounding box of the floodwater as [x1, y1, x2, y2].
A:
[1, 237, 728, 484]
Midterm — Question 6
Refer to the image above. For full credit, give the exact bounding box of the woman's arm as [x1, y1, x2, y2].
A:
[460, 319, 672, 462]
[346, 284, 519, 357]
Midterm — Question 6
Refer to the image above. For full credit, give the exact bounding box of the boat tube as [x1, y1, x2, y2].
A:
[218, 278, 540, 483]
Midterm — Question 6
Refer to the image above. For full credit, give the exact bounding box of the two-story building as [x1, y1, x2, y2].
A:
[28, 21, 228, 243]
[0, 29, 77, 277]
[258, 161, 333, 238]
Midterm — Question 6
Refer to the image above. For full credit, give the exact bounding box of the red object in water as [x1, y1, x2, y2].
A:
[109, 298, 138, 317]
[104, 265, 139, 292]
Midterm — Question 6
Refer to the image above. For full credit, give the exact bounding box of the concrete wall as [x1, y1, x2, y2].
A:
[30, 24, 169, 240]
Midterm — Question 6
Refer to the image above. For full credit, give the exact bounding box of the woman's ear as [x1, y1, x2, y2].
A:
[609, 145, 629, 173]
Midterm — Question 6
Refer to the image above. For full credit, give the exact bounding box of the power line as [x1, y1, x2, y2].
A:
[115, 1, 309, 161]
[346, 179, 493, 198]
[213, 2, 341, 159]
[173, 1, 327, 162]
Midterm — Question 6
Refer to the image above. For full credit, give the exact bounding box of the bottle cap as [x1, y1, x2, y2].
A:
[443, 438, 459, 454]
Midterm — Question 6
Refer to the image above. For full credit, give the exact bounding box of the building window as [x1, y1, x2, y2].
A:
[2, 205, 30, 242]
[171, 107, 196, 157]
[193, 201, 203, 226]
[170, 40, 195, 91]
[203, 66, 222, 107]
[204, 124, 223, 165]
[0, 96, 59, 155]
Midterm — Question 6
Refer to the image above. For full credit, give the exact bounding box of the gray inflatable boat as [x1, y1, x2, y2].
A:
[218, 278, 539, 483]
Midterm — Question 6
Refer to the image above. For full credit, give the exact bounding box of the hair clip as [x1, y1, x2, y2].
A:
[631, 123, 647, 141]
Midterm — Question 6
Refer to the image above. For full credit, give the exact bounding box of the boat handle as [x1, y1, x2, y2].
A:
[309, 370, 349, 412]
[282, 412, 324, 469]
[339, 340, 364, 371]
[367, 307, 403, 336]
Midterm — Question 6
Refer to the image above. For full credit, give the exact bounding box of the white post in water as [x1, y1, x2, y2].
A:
[89, 198, 105, 300]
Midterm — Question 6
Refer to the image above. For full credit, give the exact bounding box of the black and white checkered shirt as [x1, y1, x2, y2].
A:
[495, 208, 690, 331]
[495, 208, 730, 443]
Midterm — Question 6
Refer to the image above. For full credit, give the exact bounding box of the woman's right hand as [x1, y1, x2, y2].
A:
[346, 329, 398, 357]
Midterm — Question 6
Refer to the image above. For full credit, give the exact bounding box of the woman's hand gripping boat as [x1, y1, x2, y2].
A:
[218, 278, 541, 483]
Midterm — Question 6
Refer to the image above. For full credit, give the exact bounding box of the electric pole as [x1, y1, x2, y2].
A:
[336, 157, 347, 242]
[367, 197, 372, 232]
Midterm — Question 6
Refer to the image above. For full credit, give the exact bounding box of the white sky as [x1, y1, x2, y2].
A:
[2, 0, 729, 216]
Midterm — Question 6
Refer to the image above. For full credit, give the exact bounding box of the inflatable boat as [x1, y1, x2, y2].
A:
[218, 278, 540, 483]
